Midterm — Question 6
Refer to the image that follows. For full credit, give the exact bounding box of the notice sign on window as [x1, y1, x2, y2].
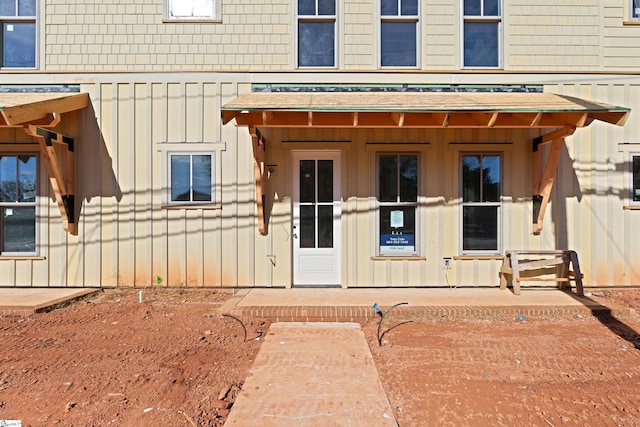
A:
[380, 233, 415, 254]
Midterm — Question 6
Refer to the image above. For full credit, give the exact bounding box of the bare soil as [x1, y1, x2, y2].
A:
[1, 288, 640, 426]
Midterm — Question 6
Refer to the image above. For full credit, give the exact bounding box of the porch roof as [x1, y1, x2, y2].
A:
[221, 91, 629, 129]
[0, 92, 91, 235]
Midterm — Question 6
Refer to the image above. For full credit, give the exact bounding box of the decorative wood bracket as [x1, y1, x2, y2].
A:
[24, 125, 77, 235]
[531, 126, 575, 235]
[249, 126, 267, 235]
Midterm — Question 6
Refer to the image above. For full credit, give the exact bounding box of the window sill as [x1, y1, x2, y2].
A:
[623, 20, 640, 25]
[0, 256, 45, 260]
[162, 18, 222, 23]
[454, 255, 504, 260]
[371, 256, 426, 261]
[162, 205, 221, 210]
[623, 205, 640, 210]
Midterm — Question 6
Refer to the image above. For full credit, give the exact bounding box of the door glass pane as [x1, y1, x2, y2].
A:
[3, 206, 35, 252]
[380, 0, 398, 15]
[317, 160, 333, 203]
[17, 154, 36, 202]
[0, 0, 16, 16]
[379, 155, 398, 202]
[463, 205, 498, 251]
[633, 155, 640, 202]
[0, 155, 17, 202]
[298, 0, 315, 15]
[379, 205, 416, 254]
[3, 22, 36, 67]
[401, 0, 418, 15]
[170, 155, 191, 202]
[18, 0, 36, 16]
[317, 205, 333, 248]
[299, 160, 315, 203]
[399, 155, 418, 202]
[381, 22, 416, 67]
[482, 155, 501, 202]
[464, 22, 499, 67]
[462, 155, 481, 202]
[298, 21, 335, 67]
[300, 205, 315, 248]
[191, 154, 212, 202]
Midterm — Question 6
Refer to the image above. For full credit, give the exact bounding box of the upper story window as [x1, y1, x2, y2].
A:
[632, 153, 640, 204]
[380, 0, 419, 67]
[378, 153, 419, 256]
[297, 0, 337, 68]
[0, 0, 36, 68]
[167, 0, 219, 20]
[461, 153, 501, 254]
[462, 0, 501, 68]
[0, 154, 37, 255]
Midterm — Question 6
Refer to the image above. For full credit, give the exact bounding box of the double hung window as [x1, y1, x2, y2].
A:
[0, 0, 36, 68]
[297, 0, 336, 67]
[462, 0, 501, 68]
[0, 154, 37, 254]
[378, 154, 418, 255]
[380, 0, 419, 67]
[633, 0, 640, 20]
[461, 154, 501, 253]
[167, 0, 218, 20]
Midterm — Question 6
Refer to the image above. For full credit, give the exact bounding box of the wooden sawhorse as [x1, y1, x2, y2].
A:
[499, 250, 584, 296]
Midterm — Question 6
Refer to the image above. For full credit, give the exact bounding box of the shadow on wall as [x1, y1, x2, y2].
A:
[75, 102, 123, 217]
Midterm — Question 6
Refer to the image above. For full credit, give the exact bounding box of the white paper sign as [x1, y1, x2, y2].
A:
[390, 210, 403, 228]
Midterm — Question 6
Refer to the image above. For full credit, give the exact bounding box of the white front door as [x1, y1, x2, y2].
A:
[292, 151, 341, 286]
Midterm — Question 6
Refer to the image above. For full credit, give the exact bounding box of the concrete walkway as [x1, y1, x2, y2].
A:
[225, 322, 397, 426]
[0, 287, 98, 316]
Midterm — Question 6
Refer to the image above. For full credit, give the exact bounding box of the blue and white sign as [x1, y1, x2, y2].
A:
[380, 234, 415, 254]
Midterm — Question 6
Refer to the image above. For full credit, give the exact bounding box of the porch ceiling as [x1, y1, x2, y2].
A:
[221, 91, 629, 129]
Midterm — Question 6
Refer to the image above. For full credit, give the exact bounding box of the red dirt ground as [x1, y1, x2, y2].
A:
[1, 287, 640, 426]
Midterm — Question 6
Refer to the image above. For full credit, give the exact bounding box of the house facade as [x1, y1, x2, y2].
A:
[0, 0, 639, 288]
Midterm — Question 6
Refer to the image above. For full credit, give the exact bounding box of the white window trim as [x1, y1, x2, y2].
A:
[295, 0, 338, 69]
[0, 0, 38, 69]
[165, 0, 221, 22]
[460, 0, 503, 69]
[630, 151, 640, 206]
[459, 152, 503, 256]
[379, 0, 420, 69]
[157, 142, 225, 208]
[376, 152, 420, 257]
[0, 152, 38, 256]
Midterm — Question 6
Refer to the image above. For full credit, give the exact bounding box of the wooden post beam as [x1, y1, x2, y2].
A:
[532, 137, 565, 234]
[249, 126, 268, 235]
[24, 125, 77, 234]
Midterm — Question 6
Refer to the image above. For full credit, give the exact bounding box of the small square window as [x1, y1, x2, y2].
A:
[1, 0, 37, 68]
[168, 0, 218, 20]
[168, 153, 214, 204]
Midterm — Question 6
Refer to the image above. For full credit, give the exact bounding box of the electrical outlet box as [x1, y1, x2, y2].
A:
[443, 257, 451, 269]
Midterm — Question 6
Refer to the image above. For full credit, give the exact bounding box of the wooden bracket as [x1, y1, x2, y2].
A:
[249, 126, 267, 235]
[24, 125, 76, 234]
